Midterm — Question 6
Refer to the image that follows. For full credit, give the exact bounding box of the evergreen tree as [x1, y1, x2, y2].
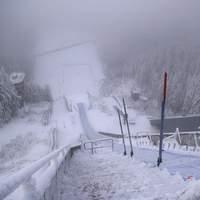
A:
[0, 67, 20, 125]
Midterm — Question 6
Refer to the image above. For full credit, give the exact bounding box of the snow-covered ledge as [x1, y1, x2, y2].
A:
[0, 143, 81, 200]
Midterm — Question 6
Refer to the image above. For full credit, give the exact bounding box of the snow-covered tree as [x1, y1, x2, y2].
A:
[0, 67, 20, 125]
[101, 44, 200, 115]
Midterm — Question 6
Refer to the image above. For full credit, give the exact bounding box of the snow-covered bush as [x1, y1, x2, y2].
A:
[0, 132, 39, 164]
[24, 82, 52, 103]
[0, 67, 20, 125]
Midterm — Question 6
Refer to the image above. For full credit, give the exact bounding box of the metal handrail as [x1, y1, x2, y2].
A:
[0, 143, 80, 199]
[134, 130, 200, 150]
[83, 138, 114, 154]
[135, 131, 200, 137]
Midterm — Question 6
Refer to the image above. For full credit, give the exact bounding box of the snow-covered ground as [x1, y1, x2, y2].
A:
[86, 102, 200, 181]
[2, 94, 200, 199]
[114, 142, 200, 180]
[0, 102, 51, 182]
[0, 98, 81, 185]
[59, 150, 190, 200]
[78, 103, 200, 199]
[87, 99, 156, 135]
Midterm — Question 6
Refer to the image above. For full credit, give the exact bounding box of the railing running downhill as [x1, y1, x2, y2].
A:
[49, 127, 58, 152]
[0, 143, 81, 200]
[135, 130, 200, 137]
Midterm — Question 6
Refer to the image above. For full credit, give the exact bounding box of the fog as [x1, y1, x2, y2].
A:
[0, 0, 200, 82]
[35, 43, 104, 97]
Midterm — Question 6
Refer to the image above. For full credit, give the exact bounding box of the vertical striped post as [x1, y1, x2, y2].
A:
[157, 72, 168, 167]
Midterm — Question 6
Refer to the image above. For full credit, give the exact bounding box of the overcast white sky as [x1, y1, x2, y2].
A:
[0, 0, 200, 64]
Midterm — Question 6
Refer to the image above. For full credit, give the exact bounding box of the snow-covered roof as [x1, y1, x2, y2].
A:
[10, 72, 25, 84]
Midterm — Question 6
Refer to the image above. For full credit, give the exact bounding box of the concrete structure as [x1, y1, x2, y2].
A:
[150, 115, 200, 132]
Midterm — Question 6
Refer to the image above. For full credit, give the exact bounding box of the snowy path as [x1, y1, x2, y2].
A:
[59, 151, 187, 200]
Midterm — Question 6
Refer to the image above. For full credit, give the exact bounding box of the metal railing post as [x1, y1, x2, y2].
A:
[157, 72, 167, 167]
[123, 98, 134, 157]
[176, 128, 182, 145]
[91, 142, 94, 154]
[117, 108, 127, 155]
[194, 133, 198, 148]
[112, 140, 114, 151]
[83, 138, 114, 153]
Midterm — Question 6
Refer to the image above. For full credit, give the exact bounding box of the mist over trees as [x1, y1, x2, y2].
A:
[100, 42, 200, 116]
[0, 68, 20, 125]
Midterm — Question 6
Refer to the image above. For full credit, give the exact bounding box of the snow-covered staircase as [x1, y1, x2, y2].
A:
[58, 151, 186, 200]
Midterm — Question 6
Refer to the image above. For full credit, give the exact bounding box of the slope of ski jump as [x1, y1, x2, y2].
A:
[77, 102, 102, 140]
[51, 97, 81, 147]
